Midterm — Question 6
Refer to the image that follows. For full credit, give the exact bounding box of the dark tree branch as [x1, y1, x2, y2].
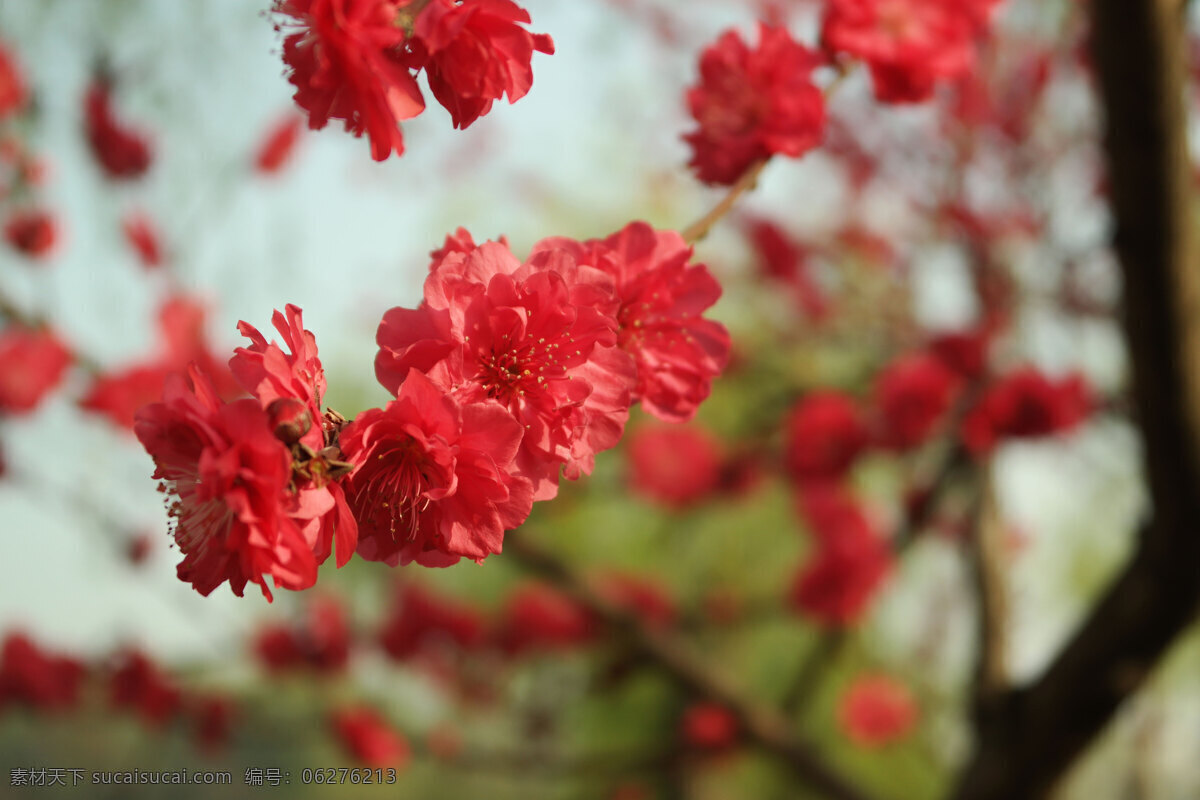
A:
[504, 531, 878, 800]
[951, 0, 1200, 797]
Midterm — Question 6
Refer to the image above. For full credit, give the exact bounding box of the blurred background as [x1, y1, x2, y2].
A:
[0, 0, 1193, 798]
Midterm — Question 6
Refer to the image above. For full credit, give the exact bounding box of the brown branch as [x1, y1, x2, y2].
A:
[681, 159, 769, 244]
[504, 531, 878, 800]
[950, 0, 1200, 797]
[966, 471, 1007, 709]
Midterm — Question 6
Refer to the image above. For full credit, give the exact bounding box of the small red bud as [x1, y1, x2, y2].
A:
[267, 397, 311, 444]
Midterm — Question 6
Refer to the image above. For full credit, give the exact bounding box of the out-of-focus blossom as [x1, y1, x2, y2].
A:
[378, 582, 486, 661]
[275, 0, 423, 161]
[0, 633, 84, 712]
[837, 673, 918, 747]
[625, 423, 722, 509]
[684, 23, 825, 185]
[873, 353, 959, 450]
[121, 210, 165, 269]
[254, 595, 351, 672]
[961, 367, 1091, 455]
[680, 702, 739, 750]
[0, 325, 72, 414]
[331, 707, 410, 767]
[783, 391, 868, 482]
[497, 582, 597, 654]
[4, 208, 58, 260]
[84, 80, 153, 179]
[790, 488, 892, 626]
[109, 649, 182, 727]
[0, 41, 27, 120]
[254, 114, 304, 174]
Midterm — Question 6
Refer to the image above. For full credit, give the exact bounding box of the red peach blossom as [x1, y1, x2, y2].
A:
[4, 208, 58, 259]
[134, 366, 320, 599]
[822, 0, 1001, 103]
[497, 582, 597, 654]
[625, 423, 722, 509]
[379, 582, 487, 661]
[838, 673, 918, 747]
[376, 240, 636, 500]
[254, 114, 304, 174]
[121, 210, 164, 269]
[0, 633, 84, 712]
[961, 367, 1091, 455]
[411, 0, 554, 129]
[873, 353, 959, 450]
[83, 81, 152, 179]
[0, 42, 27, 121]
[783, 391, 869, 482]
[0, 326, 72, 414]
[341, 369, 533, 567]
[109, 649, 182, 727]
[791, 488, 892, 626]
[532, 222, 731, 423]
[684, 24, 825, 185]
[275, 0, 424, 161]
[331, 707, 410, 767]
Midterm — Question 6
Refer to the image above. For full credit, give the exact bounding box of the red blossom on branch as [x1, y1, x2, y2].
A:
[4, 208, 59, 260]
[331, 707, 411, 767]
[0, 326, 72, 415]
[684, 23, 826, 185]
[0, 42, 27, 121]
[532, 222, 731, 423]
[961, 367, 1091, 455]
[83, 80, 153, 180]
[134, 366, 322, 600]
[837, 673, 918, 747]
[625, 423, 722, 509]
[821, 0, 1002, 103]
[0, 633, 84, 713]
[275, 0, 424, 161]
[411, 0, 554, 129]
[783, 391, 869, 483]
[340, 369, 533, 567]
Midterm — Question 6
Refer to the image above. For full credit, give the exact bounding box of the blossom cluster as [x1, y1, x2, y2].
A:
[134, 222, 729, 599]
[273, 0, 554, 161]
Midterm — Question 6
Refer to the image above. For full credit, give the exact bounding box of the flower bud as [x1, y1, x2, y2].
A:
[267, 397, 311, 445]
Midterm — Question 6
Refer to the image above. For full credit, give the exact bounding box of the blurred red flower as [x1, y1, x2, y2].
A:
[873, 353, 959, 450]
[791, 488, 891, 626]
[626, 423, 722, 509]
[275, 0, 423, 161]
[783, 391, 868, 482]
[84, 81, 152, 179]
[254, 114, 304, 174]
[961, 367, 1091, 455]
[684, 23, 825, 185]
[331, 707, 410, 767]
[680, 702, 739, 750]
[0, 633, 84, 713]
[379, 582, 486, 661]
[838, 673, 918, 747]
[109, 649, 182, 727]
[4, 208, 58, 259]
[121, 211, 164, 269]
[0, 41, 27, 120]
[0, 326, 72, 414]
[497, 582, 597, 654]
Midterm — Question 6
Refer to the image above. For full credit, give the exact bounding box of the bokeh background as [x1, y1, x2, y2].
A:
[0, 0, 1194, 798]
